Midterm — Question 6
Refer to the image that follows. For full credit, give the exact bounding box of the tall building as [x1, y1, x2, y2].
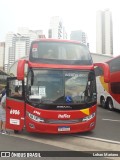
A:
[4, 28, 44, 72]
[70, 30, 87, 44]
[96, 9, 113, 55]
[48, 16, 67, 39]
[4, 32, 14, 72]
[5, 33, 30, 72]
[0, 42, 5, 70]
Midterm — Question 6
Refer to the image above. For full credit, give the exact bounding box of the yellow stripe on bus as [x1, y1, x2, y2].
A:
[100, 76, 109, 92]
[81, 108, 90, 115]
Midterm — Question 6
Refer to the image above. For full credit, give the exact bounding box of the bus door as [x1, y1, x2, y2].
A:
[6, 77, 25, 131]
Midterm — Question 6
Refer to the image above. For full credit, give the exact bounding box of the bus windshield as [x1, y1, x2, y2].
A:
[26, 69, 97, 106]
[29, 41, 92, 65]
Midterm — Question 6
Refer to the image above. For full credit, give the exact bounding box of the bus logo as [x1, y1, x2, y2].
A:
[57, 106, 72, 109]
[58, 114, 71, 119]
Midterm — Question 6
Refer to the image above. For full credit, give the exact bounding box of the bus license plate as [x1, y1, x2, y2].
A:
[58, 126, 70, 132]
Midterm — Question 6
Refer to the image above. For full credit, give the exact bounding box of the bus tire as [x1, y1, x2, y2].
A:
[107, 98, 114, 111]
[100, 97, 106, 108]
[14, 130, 19, 134]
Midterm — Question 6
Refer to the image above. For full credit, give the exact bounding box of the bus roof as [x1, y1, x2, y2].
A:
[32, 38, 86, 46]
[105, 55, 120, 63]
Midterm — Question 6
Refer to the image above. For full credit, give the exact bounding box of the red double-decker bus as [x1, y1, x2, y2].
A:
[6, 39, 109, 134]
[96, 55, 120, 111]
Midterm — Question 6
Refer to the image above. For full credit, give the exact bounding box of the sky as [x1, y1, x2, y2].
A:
[0, 0, 120, 56]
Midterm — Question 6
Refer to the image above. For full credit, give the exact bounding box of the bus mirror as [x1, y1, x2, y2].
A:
[17, 59, 27, 80]
[94, 62, 110, 83]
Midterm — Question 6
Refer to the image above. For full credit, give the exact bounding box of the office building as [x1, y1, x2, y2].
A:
[70, 30, 87, 44]
[5, 32, 30, 72]
[48, 16, 67, 39]
[4, 28, 44, 72]
[96, 9, 113, 55]
[0, 42, 5, 70]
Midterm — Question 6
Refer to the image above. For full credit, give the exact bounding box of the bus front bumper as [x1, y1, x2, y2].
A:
[25, 117, 96, 134]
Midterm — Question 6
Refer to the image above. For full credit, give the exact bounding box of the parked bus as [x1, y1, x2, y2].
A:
[95, 55, 120, 111]
[6, 39, 109, 134]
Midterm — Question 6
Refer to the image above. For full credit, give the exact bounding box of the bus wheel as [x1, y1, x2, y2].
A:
[100, 97, 106, 108]
[14, 130, 19, 134]
[107, 98, 114, 111]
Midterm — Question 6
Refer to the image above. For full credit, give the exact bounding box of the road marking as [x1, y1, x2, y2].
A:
[8, 132, 104, 151]
[74, 135, 120, 144]
[102, 118, 120, 122]
[6, 130, 120, 155]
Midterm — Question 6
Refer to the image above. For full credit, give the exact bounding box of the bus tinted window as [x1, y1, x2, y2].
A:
[111, 82, 120, 94]
[95, 67, 103, 76]
[29, 41, 92, 65]
[108, 56, 120, 73]
[26, 69, 96, 105]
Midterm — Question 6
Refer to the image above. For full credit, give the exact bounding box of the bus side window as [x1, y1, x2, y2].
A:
[95, 67, 103, 77]
[8, 80, 23, 100]
[12, 86, 22, 97]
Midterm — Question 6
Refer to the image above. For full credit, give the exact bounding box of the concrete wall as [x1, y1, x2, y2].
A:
[91, 52, 113, 63]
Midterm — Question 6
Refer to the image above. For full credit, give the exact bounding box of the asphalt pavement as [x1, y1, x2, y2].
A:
[0, 133, 109, 160]
[75, 106, 120, 143]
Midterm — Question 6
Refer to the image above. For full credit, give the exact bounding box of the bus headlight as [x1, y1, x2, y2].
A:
[82, 112, 96, 122]
[27, 112, 45, 123]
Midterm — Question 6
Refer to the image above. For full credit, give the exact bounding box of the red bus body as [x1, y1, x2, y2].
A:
[6, 39, 109, 134]
[96, 55, 120, 110]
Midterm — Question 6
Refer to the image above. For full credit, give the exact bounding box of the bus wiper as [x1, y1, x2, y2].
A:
[42, 99, 53, 104]
[54, 96, 64, 103]
[84, 96, 89, 104]
[35, 99, 53, 107]
[80, 90, 89, 104]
